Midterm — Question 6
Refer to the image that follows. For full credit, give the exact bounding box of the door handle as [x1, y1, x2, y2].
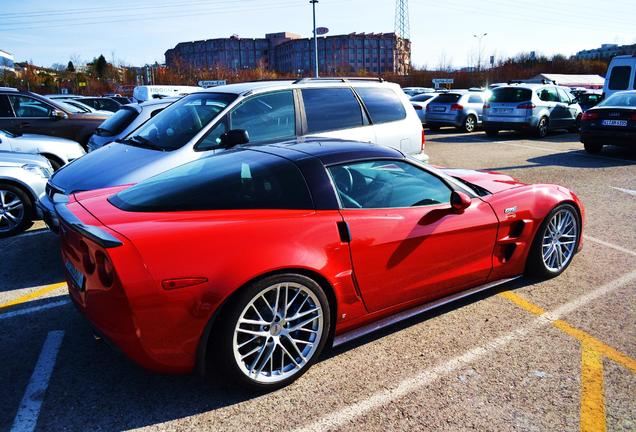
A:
[337, 221, 351, 243]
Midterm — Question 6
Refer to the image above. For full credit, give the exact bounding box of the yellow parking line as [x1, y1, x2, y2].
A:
[0, 282, 67, 310]
[580, 344, 606, 432]
[500, 291, 636, 373]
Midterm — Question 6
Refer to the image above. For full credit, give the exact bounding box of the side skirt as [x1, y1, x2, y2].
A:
[332, 276, 522, 347]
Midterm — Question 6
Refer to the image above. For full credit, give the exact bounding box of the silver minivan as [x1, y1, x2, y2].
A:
[40, 78, 426, 230]
[482, 83, 582, 137]
[424, 90, 486, 132]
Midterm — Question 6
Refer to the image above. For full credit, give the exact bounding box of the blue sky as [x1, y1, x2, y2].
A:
[2, 0, 635, 68]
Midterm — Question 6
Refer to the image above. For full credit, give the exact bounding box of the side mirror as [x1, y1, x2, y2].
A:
[218, 129, 249, 149]
[51, 109, 68, 120]
[450, 190, 471, 213]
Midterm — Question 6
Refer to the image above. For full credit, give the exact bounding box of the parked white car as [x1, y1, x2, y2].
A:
[0, 129, 85, 170]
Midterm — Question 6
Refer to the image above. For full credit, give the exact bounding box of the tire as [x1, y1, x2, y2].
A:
[584, 141, 603, 154]
[485, 129, 499, 137]
[42, 154, 63, 171]
[0, 184, 34, 238]
[568, 115, 582, 133]
[526, 203, 580, 279]
[461, 115, 477, 133]
[535, 117, 549, 138]
[212, 273, 331, 391]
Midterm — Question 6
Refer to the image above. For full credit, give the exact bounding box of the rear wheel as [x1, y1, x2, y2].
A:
[526, 204, 580, 279]
[485, 129, 499, 137]
[0, 184, 33, 238]
[535, 117, 549, 138]
[213, 273, 331, 390]
[461, 115, 477, 133]
[584, 141, 603, 154]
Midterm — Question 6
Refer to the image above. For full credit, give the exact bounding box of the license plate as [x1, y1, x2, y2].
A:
[431, 106, 446, 112]
[601, 119, 627, 127]
[494, 108, 513, 114]
[65, 259, 85, 290]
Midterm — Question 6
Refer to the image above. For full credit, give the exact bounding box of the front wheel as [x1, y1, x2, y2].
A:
[213, 274, 331, 390]
[526, 204, 580, 279]
[535, 117, 549, 138]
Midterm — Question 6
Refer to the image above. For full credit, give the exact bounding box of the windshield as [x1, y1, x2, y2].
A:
[598, 92, 636, 107]
[489, 87, 532, 103]
[127, 92, 237, 150]
[95, 107, 138, 136]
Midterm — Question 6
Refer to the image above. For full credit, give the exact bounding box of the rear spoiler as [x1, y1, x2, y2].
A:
[53, 194, 122, 248]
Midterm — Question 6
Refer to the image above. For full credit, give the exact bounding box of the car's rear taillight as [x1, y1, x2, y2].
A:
[450, 104, 463, 111]
[421, 129, 426, 151]
[96, 251, 114, 287]
[582, 111, 599, 121]
[630, 113, 636, 121]
[517, 103, 536, 110]
[483, 103, 491, 109]
[79, 240, 95, 275]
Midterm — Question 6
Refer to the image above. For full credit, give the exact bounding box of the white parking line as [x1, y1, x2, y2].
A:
[584, 235, 636, 258]
[0, 300, 71, 321]
[294, 270, 636, 432]
[10, 331, 64, 432]
[610, 186, 636, 197]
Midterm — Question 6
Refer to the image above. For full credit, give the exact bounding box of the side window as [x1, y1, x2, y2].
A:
[538, 87, 559, 102]
[468, 94, 483, 104]
[355, 87, 406, 123]
[0, 95, 14, 117]
[608, 66, 631, 90]
[8, 95, 52, 117]
[556, 88, 571, 103]
[230, 91, 295, 142]
[301, 88, 364, 133]
[328, 160, 452, 209]
[196, 118, 228, 150]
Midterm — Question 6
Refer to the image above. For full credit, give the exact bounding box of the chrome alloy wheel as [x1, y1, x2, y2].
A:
[232, 282, 324, 384]
[541, 208, 578, 272]
[0, 189, 25, 234]
[465, 115, 476, 132]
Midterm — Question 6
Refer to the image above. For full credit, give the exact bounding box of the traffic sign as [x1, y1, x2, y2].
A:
[198, 80, 227, 88]
[316, 27, 329, 35]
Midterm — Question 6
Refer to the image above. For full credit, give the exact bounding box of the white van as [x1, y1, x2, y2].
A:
[603, 55, 636, 98]
[132, 85, 201, 102]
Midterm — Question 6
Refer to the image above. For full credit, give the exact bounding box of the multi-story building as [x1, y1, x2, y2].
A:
[575, 43, 636, 60]
[0, 50, 15, 73]
[165, 31, 411, 75]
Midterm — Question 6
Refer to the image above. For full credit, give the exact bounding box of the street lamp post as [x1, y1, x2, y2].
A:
[310, 0, 319, 78]
[473, 33, 488, 71]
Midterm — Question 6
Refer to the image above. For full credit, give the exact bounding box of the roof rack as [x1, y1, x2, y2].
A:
[506, 80, 525, 85]
[292, 77, 384, 84]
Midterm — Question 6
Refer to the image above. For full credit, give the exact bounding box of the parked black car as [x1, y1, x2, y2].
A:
[580, 90, 636, 153]
[0, 88, 109, 147]
[577, 91, 604, 112]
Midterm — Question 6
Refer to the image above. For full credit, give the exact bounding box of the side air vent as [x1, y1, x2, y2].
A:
[509, 221, 526, 238]
[502, 244, 517, 262]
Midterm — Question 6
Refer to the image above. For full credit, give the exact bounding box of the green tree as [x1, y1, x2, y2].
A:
[95, 54, 107, 77]
[67, 61, 75, 72]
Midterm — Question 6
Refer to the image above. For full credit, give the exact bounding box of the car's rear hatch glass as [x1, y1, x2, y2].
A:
[489, 88, 532, 103]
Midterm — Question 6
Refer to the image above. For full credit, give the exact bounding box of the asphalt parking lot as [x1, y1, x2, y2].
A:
[1, 129, 634, 432]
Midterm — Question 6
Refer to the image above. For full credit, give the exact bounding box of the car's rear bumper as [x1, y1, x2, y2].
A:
[483, 120, 533, 131]
[580, 129, 636, 146]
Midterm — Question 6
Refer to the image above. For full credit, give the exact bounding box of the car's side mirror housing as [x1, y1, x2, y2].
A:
[450, 190, 471, 213]
[218, 129, 250, 149]
[51, 109, 68, 120]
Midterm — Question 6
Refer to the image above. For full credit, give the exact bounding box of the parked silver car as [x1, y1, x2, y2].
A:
[424, 90, 486, 132]
[87, 98, 179, 152]
[410, 93, 439, 124]
[0, 151, 52, 237]
[482, 83, 583, 137]
[0, 129, 85, 170]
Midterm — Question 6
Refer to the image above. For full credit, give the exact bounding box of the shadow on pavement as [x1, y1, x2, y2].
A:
[483, 148, 636, 172]
[429, 130, 580, 144]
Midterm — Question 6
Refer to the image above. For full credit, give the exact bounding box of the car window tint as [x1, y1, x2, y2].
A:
[538, 87, 559, 102]
[608, 66, 631, 90]
[468, 94, 483, 104]
[489, 88, 532, 103]
[355, 87, 406, 123]
[8, 95, 52, 117]
[197, 118, 228, 150]
[410, 94, 434, 102]
[432, 93, 461, 103]
[302, 88, 363, 133]
[0, 95, 14, 117]
[328, 160, 451, 209]
[598, 92, 636, 107]
[95, 107, 138, 136]
[111, 150, 313, 211]
[556, 88, 571, 103]
[230, 91, 295, 142]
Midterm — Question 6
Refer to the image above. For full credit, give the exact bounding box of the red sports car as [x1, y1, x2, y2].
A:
[55, 139, 584, 390]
